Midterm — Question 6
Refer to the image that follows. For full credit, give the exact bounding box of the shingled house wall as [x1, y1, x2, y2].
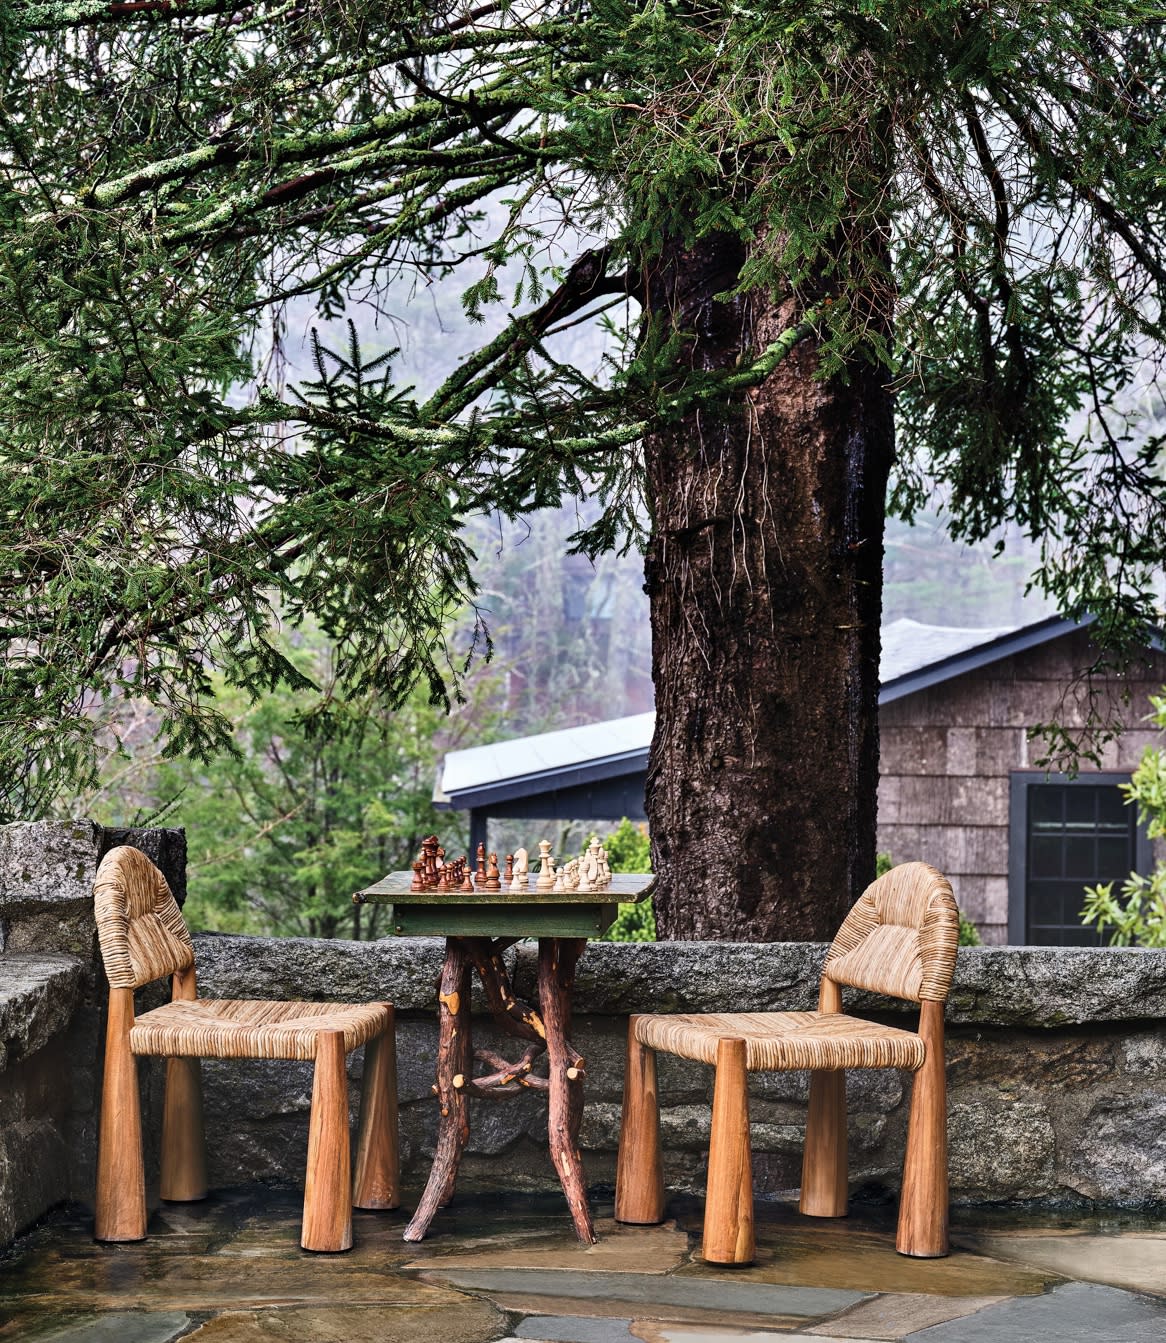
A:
[878, 627, 1166, 944]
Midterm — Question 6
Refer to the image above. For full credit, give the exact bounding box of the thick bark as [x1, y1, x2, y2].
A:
[644, 232, 893, 941]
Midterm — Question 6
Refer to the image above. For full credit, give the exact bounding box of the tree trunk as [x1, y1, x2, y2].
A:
[644, 231, 893, 941]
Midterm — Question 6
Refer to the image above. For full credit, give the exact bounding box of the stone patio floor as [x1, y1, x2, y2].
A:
[1, 1186, 1163, 1343]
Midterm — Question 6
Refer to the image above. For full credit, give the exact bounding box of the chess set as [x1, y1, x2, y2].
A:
[410, 834, 614, 896]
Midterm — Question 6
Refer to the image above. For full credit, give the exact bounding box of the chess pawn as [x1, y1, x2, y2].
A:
[536, 839, 555, 891]
[410, 860, 425, 892]
[510, 863, 525, 894]
[576, 863, 592, 893]
[460, 866, 474, 893]
[485, 852, 501, 891]
[475, 842, 488, 887]
[504, 853, 514, 886]
[514, 847, 529, 879]
[566, 858, 579, 891]
[552, 867, 565, 894]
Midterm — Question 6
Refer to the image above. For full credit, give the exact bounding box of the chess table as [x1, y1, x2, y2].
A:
[353, 871, 655, 1244]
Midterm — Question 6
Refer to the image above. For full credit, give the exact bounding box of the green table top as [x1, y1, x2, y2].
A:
[353, 872, 655, 938]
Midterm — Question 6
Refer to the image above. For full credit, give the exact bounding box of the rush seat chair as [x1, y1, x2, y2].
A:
[615, 862, 959, 1264]
[93, 845, 400, 1251]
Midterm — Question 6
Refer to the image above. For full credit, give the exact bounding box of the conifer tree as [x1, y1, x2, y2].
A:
[2, 1, 1164, 936]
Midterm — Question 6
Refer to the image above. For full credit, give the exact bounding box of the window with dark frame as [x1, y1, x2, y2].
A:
[1009, 773, 1151, 946]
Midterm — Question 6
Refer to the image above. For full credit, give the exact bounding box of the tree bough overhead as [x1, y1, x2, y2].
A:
[2, 2, 1164, 936]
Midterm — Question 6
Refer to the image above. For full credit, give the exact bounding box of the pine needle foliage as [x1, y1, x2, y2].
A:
[2, 0, 1165, 816]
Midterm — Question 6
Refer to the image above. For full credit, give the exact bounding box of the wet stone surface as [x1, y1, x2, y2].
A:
[0, 1187, 1163, 1343]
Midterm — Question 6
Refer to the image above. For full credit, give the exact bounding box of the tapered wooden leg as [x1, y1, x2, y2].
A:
[160, 1058, 208, 1201]
[897, 1000, 948, 1257]
[160, 967, 207, 1202]
[353, 1007, 400, 1210]
[404, 940, 472, 1242]
[301, 1030, 352, 1252]
[800, 1069, 848, 1217]
[95, 988, 147, 1242]
[540, 938, 596, 1245]
[702, 1037, 754, 1266]
[615, 1019, 665, 1224]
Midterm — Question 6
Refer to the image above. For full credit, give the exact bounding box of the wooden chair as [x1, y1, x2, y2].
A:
[615, 861, 959, 1264]
[93, 845, 400, 1252]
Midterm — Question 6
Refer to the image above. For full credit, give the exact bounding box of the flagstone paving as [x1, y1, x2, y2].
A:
[0, 1187, 1162, 1343]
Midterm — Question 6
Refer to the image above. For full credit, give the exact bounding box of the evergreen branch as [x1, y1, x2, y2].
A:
[83, 88, 532, 208]
[243, 172, 518, 310]
[421, 245, 632, 422]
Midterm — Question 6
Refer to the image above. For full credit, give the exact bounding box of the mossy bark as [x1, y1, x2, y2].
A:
[643, 231, 894, 940]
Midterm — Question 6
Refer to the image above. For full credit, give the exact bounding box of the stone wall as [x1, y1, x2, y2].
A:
[190, 935, 1166, 1212]
[879, 628, 1166, 943]
[3, 817, 1164, 1253]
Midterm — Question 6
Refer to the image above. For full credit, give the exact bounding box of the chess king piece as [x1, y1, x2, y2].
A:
[536, 839, 555, 891]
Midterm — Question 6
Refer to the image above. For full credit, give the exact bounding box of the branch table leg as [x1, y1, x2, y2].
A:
[403, 938, 471, 1243]
[539, 936, 595, 1245]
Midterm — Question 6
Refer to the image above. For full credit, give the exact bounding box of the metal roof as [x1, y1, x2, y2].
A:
[436, 612, 1142, 811]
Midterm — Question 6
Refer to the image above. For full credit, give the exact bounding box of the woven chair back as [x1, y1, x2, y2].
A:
[821, 862, 958, 1004]
[94, 846, 195, 990]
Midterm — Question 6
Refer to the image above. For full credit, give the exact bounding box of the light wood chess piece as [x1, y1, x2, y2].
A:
[536, 840, 555, 891]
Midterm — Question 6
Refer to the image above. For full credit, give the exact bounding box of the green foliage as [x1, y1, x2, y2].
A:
[598, 819, 655, 943]
[2, 1, 1166, 813]
[1082, 693, 1166, 947]
[72, 623, 499, 937]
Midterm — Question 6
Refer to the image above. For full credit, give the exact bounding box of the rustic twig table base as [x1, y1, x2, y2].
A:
[353, 871, 654, 1243]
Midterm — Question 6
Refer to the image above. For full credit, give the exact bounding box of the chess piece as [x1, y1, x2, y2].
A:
[475, 842, 487, 887]
[504, 854, 514, 886]
[514, 847, 529, 879]
[552, 867, 565, 893]
[485, 852, 501, 891]
[460, 864, 474, 893]
[410, 860, 425, 892]
[536, 839, 555, 891]
[576, 864, 591, 893]
[510, 864, 525, 894]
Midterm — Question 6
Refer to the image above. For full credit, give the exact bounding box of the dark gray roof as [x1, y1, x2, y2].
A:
[436, 612, 1152, 812]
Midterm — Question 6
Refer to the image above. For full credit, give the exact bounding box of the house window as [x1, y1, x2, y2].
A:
[1008, 773, 1152, 945]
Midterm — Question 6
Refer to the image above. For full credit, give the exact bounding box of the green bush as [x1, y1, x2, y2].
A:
[599, 820, 654, 942]
[1082, 692, 1166, 947]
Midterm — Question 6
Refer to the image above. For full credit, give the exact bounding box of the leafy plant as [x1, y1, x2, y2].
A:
[599, 819, 655, 943]
[1082, 694, 1166, 947]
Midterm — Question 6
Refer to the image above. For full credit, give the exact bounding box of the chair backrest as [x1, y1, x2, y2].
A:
[822, 862, 959, 1004]
[94, 846, 195, 990]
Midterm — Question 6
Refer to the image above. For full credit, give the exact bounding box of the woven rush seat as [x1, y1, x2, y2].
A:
[615, 861, 960, 1266]
[130, 998, 391, 1061]
[633, 1012, 926, 1073]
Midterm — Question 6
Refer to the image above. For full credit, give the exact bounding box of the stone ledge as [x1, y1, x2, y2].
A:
[192, 935, 1166, 1028]
[0, 953, 86, 1071]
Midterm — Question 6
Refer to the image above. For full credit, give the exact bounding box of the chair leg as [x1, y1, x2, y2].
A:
[95, 988, 147, 1242]
[702, 1037, 754, 1266]
[800, 1069, 848, 1217]
[897, 1000, 949, 1258]
[615, 1019, 665, 1224]
[302, 1030, 353, 1252]
[353, 1008, 400, 1211]
[160, 1057, 208, 1202]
